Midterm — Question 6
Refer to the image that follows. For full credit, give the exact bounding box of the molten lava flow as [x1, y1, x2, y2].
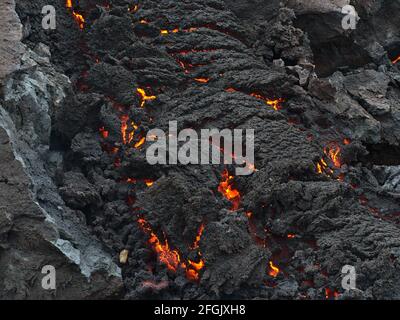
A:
[190, 224, 205, 250]
[137, 88, 156, 108]
[144, 179, 154, 187]
[324, 142, 341, 168]
[66, 0, 72, 8]
[137, 218, 183, 272]
[287, 234, 296, 239]
[392, 55, 400, 64]
[268, 261, 280, 277]
[194, 78, 210, 83]
[218, 169, 241, 211]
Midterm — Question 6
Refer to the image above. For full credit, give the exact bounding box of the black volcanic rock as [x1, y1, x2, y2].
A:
[0, 0, 399, 300]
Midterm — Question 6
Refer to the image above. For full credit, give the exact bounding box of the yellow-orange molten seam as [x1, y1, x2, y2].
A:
[218, 169, 241, 211]
[268, 261, 280, 277]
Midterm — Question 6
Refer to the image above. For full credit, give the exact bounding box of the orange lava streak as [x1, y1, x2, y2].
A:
[120, 115, 129, 144]
[324, 142, 341, 168]
[144, 179, 154, 187]
[138, 218, 183, 272]
[65, 0, 85, 30]
[226, 88, 284, 110]
[218, 169, 241, 211]
[268, 261, 280, 277]
[190, 224, 205, 250]
[137, 88, 156, 108]
[160, 27, 197, 35]
[134, 136, 146, 149]
[392, 55, 400, 64]
[194, 78, 210, 83]
[72, 11, 85, 30]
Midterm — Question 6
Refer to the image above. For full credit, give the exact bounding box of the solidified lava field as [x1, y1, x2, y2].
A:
[1, 0, 400, 300]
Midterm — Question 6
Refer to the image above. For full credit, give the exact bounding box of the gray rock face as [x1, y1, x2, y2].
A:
[0, 32, 122, 297]
[0, 0, 25, 84]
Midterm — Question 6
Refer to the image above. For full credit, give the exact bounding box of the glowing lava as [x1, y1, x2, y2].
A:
[268, 261, 280, 277]
[250, 93, 285, 111]
[137, 88, 156, 108]
[324, 142, 342, 168]
[316, 142, 343, 176]
[218, 169, 241, 211]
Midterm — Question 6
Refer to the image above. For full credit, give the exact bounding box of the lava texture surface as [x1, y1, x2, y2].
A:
[1, 0, 400, 299]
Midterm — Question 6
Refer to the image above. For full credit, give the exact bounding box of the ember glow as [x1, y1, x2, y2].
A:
[325, 288, 339, 299]
[324, 142, 342, 168]
[160, 27, 198, 35]
[268, 261, 280, 277]
[66, 0, 72, 8]
[392, 55, 400, 64]
[99, 127, 109, 139]
[218, 169, 241, 211]
[191, 223, 205, 250]
[128, 5, 139, 13]
[137, 88, 156, 108]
